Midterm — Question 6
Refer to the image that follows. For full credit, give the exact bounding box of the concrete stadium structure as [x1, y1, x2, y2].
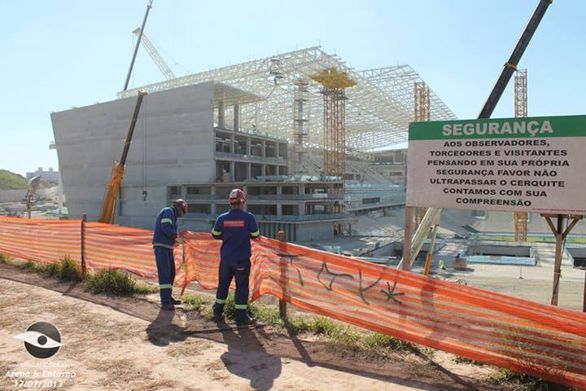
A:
[51, 47, 456, 241]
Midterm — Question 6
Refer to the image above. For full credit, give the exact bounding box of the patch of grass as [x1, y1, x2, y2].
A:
[17, 260, 39, 272]
[84, 269, 156, 296]
[487, 369, 573, 391]
[182, 293, 212, 313]
[249, 302, 283, 326]
[364, 333, 417, 352]
[0, 253, 13, 264]
[452, 355, 484, 366]
[2, 254, 157, 297]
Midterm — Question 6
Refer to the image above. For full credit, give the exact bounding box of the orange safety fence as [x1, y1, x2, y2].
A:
[0, 217, 585, 389]
[0, 218, 81, 264]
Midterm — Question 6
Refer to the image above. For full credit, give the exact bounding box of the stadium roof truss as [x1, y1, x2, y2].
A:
[119, 46, 456, 152]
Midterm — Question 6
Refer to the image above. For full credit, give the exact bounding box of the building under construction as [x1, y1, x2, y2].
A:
[51, 47, 455, 241]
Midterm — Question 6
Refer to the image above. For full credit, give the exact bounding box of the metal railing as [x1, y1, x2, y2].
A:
[215, 151, 287, 165]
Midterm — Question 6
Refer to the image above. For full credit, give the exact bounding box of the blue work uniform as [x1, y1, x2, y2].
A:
[152, 207, 178, 305]
[211, 208, 260, 320]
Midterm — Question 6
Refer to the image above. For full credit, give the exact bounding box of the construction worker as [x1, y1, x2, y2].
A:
[211, 188, 260, 325]
[152, 198, 188, 311]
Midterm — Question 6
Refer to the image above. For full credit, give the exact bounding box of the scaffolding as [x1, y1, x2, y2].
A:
[293, 79, 310, 173]
[310, 68, 356, 177]
[414, 81, 430, 227]
[119, 47, 456, 153]
[514, 69, 528, 241]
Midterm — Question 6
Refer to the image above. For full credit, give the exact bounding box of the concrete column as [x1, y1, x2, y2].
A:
[262, 140, 267, 157]
[246, 137, 251, 156]
[233, 104, 240, 131]
[247, 163, 252, 180]
[210, 186, 216, 215]
[277, 203, 282, 217]
[262, 164, 267, 177]
[230, 133, 235, 153]
[230, 161, 235, 182]
[218, 100, 225, 128]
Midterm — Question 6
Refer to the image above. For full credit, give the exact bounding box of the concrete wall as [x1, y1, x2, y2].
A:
[297, 222, 335, 241]
[51, 82, 215, 222]
[0, 190, 27, 203]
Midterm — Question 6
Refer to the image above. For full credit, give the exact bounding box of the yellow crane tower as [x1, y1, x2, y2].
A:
[513, 69, 528, 241]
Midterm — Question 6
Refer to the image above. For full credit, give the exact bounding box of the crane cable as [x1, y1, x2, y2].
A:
[142, 98, 148, 201]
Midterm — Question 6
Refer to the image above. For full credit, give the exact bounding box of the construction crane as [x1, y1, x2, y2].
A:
[99, 0, 153, 223]
[513, 69, 528, 241]
[133, 27, 176, 80]
[402, 0, 552, 270]
[98, 91, 147, 223]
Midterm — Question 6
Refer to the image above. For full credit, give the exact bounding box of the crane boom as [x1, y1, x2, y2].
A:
[402, 0, 552, 270]
[98, 91, 147, 224]
[133, 27, 176, 80]
[123, 0, 153, 91]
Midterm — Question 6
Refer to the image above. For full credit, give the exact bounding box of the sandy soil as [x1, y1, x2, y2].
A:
[0, 264, 505, 391]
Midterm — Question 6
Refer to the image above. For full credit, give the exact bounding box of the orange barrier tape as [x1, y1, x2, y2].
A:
[0, 217, 584, 389]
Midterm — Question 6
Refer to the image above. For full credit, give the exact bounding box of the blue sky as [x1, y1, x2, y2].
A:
[0, 0, 584, 175]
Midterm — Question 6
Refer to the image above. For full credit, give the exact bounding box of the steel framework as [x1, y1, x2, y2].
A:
[514, 69, 528, 241]
[119, 47, 456, 152]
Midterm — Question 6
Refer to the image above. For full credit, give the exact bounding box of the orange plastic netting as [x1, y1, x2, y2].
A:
[0, 217, 584, 389]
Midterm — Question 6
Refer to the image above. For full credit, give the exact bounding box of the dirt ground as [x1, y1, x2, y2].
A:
[0, 264, 513, 391]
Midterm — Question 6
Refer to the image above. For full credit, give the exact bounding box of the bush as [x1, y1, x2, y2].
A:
[42, 262, 61, 278]
[58, 256, 82, 282]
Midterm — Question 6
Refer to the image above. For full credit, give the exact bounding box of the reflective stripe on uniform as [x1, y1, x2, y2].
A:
[234, 304, 248, 310]
[153, 242, 174, 249]
[211, 229, 222, 235]
[250, 230, 260, 237]
[159, 284, 173, 289]
[215, 298, 226, 304]
[161, 218, 173, 224]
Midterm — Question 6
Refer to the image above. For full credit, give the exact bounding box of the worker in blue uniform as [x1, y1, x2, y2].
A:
[211, 189, 260, 325]
[152, 198, 188, 311]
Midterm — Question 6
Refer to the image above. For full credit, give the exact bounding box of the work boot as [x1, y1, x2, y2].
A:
[171, 297, 182, 305]
[235, 313, 256, 326]
[211, 304, 224, 322]
[211, 312, 224, 322]
[161, 303, 175, 311]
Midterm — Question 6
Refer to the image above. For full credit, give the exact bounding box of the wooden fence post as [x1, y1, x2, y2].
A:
[276, 230, 288, 322]
[81, 214, 87, 276]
